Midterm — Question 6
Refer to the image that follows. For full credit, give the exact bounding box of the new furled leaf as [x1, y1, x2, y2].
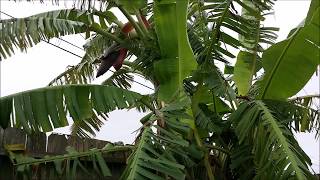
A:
[154, 0, 197, 102]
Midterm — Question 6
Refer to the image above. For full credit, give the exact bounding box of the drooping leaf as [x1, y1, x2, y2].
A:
[96, 152, 111, 177]
[101, 67, 134, 89]
[188, 0, 276, 66]
[265, 98, 319, 136]
[233, 51, 255, 95]
[230, 101, 313, 180]
[0, 9, 93, 59]
[0, 85, 145, 136]
[120, 127, 187, 180]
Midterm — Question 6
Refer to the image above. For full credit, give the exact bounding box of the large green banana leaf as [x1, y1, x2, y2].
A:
[153, 0, 197, 102]
[0, 85, 143, 133]
[120, 127, 187, 180]
[259, 8, 320, 99]
[234, 51, 257, 95]
[233, 0, 260, 96]
[0, 9, 93, 59]
[0, 8, 120, 59]
[231, 101, 313, 180]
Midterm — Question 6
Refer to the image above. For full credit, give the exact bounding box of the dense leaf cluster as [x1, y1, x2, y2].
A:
[0, 0, 319, 179]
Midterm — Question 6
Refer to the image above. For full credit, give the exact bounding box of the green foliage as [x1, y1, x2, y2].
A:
[0, 85, 144, 137]
[101, 67, 134, 89]
[266, 97, 320, 137]
[233, 0, 277, 96]
[121, 127, 187, 180]
[192, 61, 236, 100]
[234, 51, 256, 95]
[6, 144, 132, 179]
[115, 0, 147, 14]
[0, 0, 319, 179]
[259, 8, 320, 99]
[154, 0, 197, 102]
[0, 9, 92, 59]
[191, 85, 230, 135]
[49, 34, 115, 85]
[230, 101, 313, 179]
[306, 0, 320, 24]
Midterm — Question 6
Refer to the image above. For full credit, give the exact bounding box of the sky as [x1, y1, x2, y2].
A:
[0, 0, 319, 173]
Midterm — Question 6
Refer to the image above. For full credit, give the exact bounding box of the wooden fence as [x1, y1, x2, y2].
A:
[0, 128, 129, 179]
[0, 127, 129, 162]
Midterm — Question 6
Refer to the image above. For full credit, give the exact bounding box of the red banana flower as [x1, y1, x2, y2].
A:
[96, 15, 149, 78]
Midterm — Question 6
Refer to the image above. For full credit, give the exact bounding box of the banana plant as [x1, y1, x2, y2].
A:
[0, 0, 319, 179]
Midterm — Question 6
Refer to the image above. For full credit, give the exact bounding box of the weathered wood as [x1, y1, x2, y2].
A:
[47, 134, 67, 155]
[83, 138, 93, 151]
[105, 151, 128, 163]
[0, 128, 4, 154]
[83, 138, 110, 150]
[0, 155, 15, 179]
[67, 136, 84, 152]
[26, 132, 46, 157]
[96, 140, 109, 149]
[84, 138, 99, 150]
[0, 127, 130, 179]
[0, 128, 130, 165]
[2, 127, 26, 147]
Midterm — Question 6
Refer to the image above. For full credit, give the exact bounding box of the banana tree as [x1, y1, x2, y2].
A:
[0, 0, 319, 179]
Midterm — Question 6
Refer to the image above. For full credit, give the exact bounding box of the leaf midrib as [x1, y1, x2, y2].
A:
[256, 100, 305, 180]
[260, 30, 298, 99]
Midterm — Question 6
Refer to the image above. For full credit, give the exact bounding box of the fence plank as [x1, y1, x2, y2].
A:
[26, 132, 46, 157]
[47, 134, 67, 155]
[3, 127, 26, 148]
[0, 128, 4, 154]
[84, 138, 98, 150]
[96, 140, 109, 149]
[67, 136, 84, 152]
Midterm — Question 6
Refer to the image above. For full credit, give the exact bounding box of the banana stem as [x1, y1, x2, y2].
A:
[194, 128, 215, 180]
[118, 6, 147, 40]
[134, 9, 150, 37]
[90, 25, 124, 45]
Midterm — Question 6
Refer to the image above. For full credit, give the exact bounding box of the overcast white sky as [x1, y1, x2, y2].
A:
[0, 0, 319, 173]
